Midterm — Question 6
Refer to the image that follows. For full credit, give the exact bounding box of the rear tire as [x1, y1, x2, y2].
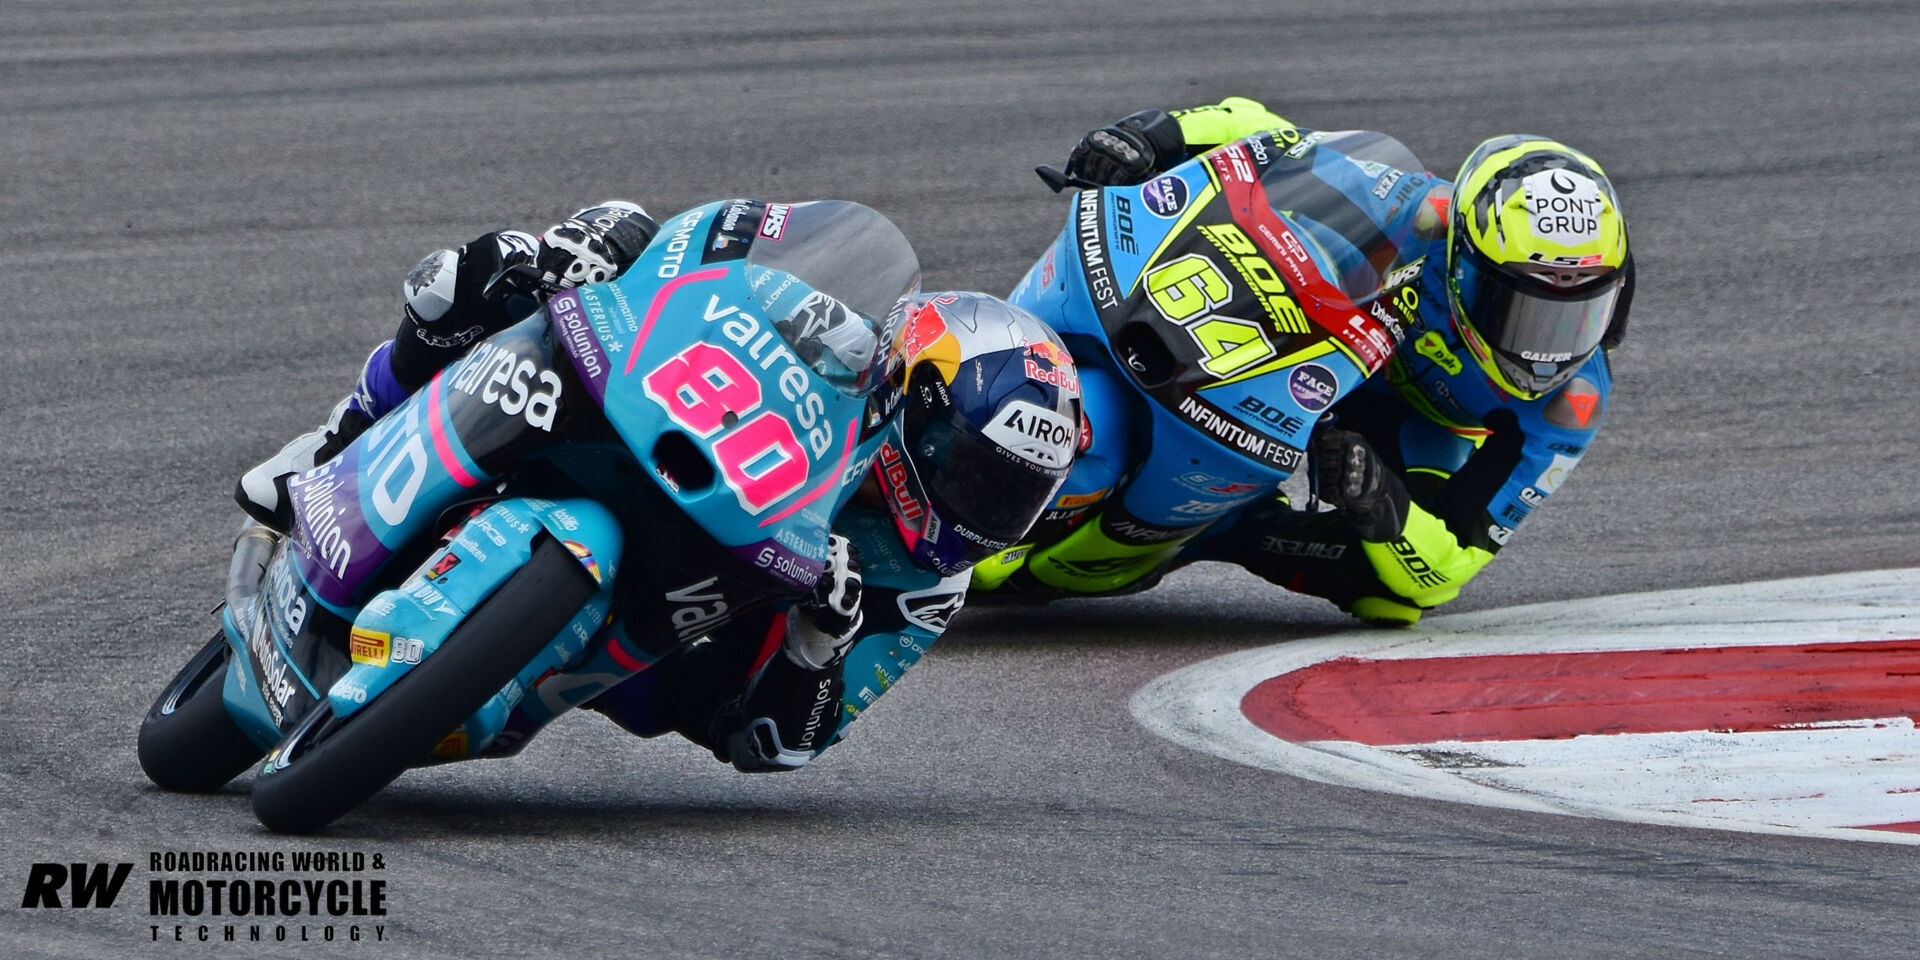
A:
[250, 536, 596, 834]
[138, 631, 265, 792]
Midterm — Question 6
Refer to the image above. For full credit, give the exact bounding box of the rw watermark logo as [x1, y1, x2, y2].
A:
[20, 862, 134, 909]
[17, 851, 395, 946]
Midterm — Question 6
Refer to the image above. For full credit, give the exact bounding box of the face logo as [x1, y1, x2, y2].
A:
[1287, 363, 1339, 414]
[1142, 175, 1190, 218]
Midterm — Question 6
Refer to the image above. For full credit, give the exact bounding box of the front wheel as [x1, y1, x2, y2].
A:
[250, 536, 596, 834]
[138, 630, 265, 793]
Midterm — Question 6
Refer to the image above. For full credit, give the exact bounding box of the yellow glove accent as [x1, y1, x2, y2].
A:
[1359, 503, 1494, 608]
[1170, 97, 1292, 150]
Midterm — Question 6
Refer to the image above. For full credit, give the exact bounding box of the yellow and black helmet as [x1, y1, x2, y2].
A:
[1448, 135, 1629, 398]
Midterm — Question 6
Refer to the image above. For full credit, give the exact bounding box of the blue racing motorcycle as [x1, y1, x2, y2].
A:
[138, 199, 918, 833]
[970, 127, 1428, 596]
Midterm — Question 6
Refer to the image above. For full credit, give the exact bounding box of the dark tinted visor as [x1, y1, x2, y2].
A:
[1452, 241, 1620, 384]
[916, 418, 1063, 547]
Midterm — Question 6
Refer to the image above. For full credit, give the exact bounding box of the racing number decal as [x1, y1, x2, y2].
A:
[643, 341, 761, 437]
[365, 406, 428, 526]
[1188, 317, 1274, 377]
[644, 341, 809, 513]
[1142, 254, 1278, 378]
[1146, 255, 1230, 322]
[711, 413, 808, 511]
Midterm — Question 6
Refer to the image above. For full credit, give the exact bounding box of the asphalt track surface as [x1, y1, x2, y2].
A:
[3, 2, 1917, 957]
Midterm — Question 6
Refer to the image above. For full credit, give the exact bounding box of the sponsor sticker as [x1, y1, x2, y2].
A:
[983, 400, 1076, 469]
[1534, 453, 1581, 494]
[1054, 488, 1109, 509]
[1287, 362, 1339, 414]
[897, 583, 967, 634]
[1523, 169, 1604, 245]
[348, 627, 391, 666]
[1141, 175, 1190, 218]
[759, 203, 792, 240]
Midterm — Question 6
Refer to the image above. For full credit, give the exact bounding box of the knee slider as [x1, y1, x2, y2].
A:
[1348, 595, 1423, 627]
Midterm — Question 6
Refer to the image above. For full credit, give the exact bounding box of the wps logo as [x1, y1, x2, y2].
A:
[20, 862, 132, 908]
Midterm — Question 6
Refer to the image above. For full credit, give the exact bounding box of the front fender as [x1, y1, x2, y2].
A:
[327, 498, 623, 755]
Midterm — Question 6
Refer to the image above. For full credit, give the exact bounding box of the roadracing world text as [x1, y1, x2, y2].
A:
[18, 850, 394, 945]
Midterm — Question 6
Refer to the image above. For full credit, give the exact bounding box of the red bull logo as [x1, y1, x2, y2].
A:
[899, 302, 951, 364]
[876, 442, 925, 526]
[1022, 340, 1080, 394]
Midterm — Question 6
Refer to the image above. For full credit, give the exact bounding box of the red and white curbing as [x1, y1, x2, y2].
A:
[1132, 568, 1920, 844]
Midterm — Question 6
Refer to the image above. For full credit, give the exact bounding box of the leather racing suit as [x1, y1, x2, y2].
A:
[1048, 98, 1626, 625]
[296, 207, 966, 771]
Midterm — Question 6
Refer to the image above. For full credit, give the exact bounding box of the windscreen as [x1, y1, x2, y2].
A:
[744, 200, 921, 397]
[1259, 130, 1427, 303]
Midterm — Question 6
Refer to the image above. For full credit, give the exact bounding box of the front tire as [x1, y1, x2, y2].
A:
[138, 630, 265, 792]
[250, 536, 596, 834]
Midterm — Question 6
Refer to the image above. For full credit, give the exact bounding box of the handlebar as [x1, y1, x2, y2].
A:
[1034, 164, 1101, 194]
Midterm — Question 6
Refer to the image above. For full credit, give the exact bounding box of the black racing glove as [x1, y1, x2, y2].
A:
[704, 534, 864, 773]
[1064, 109, 1188, 186]
[708, 653, 846, 774]
[537, 201, 659, 288]
[1311, 428, 1411, 543]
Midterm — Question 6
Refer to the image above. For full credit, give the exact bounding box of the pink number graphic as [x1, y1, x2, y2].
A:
[711, 411, 809, 512]
[641, 341, 761, 437]
[643, 340, 815, 514]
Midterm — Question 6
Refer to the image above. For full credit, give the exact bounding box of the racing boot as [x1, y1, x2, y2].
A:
[234, 398, 370, 531]
[234, 342, 403, 530]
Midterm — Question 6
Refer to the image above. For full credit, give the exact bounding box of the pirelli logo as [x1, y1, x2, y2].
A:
[348, 627, 391, 666]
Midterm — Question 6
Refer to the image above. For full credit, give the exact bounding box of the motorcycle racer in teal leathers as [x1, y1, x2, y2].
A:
[236, 204, 1080, 770]
[971, 97, 1633, 625]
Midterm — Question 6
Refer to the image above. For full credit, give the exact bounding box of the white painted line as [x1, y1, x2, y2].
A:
[1132, 568, 1920, 844]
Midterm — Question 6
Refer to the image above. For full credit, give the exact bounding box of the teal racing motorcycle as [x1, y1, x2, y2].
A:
[138, 199, 917, 833]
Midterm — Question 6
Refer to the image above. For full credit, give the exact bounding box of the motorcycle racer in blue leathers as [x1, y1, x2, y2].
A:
[976, 97, 1634, 626]
[235, 205, 1080, 771]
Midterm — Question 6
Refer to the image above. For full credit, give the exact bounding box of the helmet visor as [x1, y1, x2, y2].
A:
[1452, 243, 1620, 394]
[916, 418, 1065, 549]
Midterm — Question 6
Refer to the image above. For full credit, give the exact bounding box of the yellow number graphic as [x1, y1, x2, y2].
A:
[1189, 316, 1273, 377]
[1146, 255, 1231, 322]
